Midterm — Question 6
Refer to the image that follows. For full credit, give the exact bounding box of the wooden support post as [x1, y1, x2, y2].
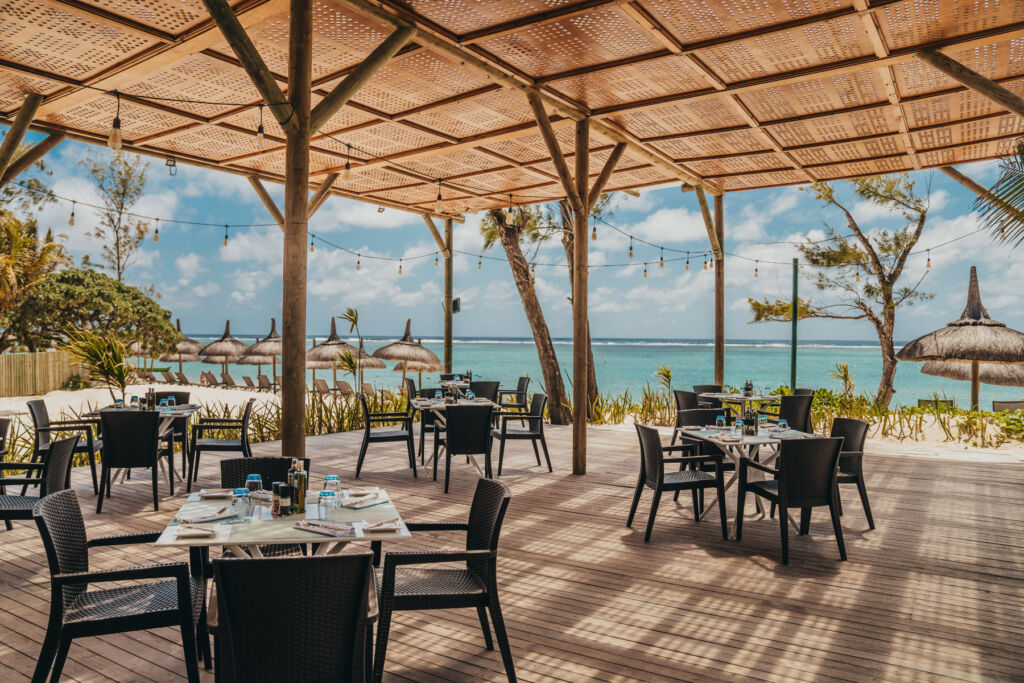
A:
[309, 27, 416, 133]
[0, 132, 63, 188]
[422, 215, 450, 257]
[572, 118, 590, 475]
[307, 173, 339, 219]
[918, 49, 1024, 119]
[248, 175, 285, 230]
[0, 93, 43, 181]
[587, 142, 626, 214]
[444, 217, 454, 373]
[281, 0, 313, 461]
[940, 166, 1019, 216]
[526, 91, 582, 212]
[713, 194, 725, 386]
[201, 0, 297, 135]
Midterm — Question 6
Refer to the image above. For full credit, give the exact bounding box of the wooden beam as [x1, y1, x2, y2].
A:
[0, 94, 43, 181]
[310, 27, 415, 133]
[586, 142, 626, 214]
[713, 193, 725, 386]
[459, 0, 620, 44]
[307, 173, 339, 219]
[200, 0, 297, 135]
[444, 217, 453, 373]
[0, 132, 63, 187]
[917, 49, 1024, 120]
[694, 185, 722, 259]
[422, 214, 450, 258]
[940, 165, 1019, 216]
[248, 175, 285, 230]
[527, 91, 582, 212]
[281, 0, 313, 461]
[572, 117, 590, 475]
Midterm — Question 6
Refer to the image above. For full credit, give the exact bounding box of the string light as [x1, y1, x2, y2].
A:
[754, 260, 759, 278]
[342, 144, 352, 182]
[68, 202, 75, 227]
[256, 104, 265, 148]
[107, 91, 122, 151]
[685, 255, 689, 271]
[309, 238, 315, 253]
[643, 263, 648, 279]
[356, 254, 361, 271]
[628, 237, 633, 259]
[591, 219, 597, 241]
[165, 157, 176, 176]
[398, 259, 403, 275]
[709, 254, 714, 270]
[855, 266, 860, 283]
[153, 219, 159, 243]
[926, 249, 931, 269]
[434, 180, 443, 213]
[1000, 226, 1006, 241]
[703, 254, 707, 271]
[659, 247, 664, 268]
[477, 256, 482, 271]
[434, 254, 439, 267]
[508, 193, 513, 211]
[222, 225, 229, 248]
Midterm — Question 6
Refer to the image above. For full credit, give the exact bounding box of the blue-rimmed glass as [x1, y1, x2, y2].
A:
[130, 396, 139, 407]
[778, 418, 789, 431]
[232, 488, 252, 518]
[114, 398, 124, 408]
[318, 490, 338, 521]
[734, 419, 744, 434]
[434, 390, 442, 400]
[466, 390, 475, 400]
[323, 475, 341, 492]
[167, 396, 176, 407]
[159, 398, 168, 408]
[715, 415, 726, 428]
[245, 474, 262, 492]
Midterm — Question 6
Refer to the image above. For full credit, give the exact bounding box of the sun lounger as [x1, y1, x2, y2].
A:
[313, 378, 332, 395]
[202, 372, 219, 387]
[258, 375, 274, 391]
[175, 371, 192, 385]
[334, 380, 354, 396]
[221, 373, 237, 388]
[242, 376, 256, 388]
[361, 383, 374, 395]
[160, 371, 177, 384]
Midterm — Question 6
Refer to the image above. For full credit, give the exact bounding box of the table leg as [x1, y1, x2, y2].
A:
[700, 446, 742, 522]
[226, 545, 255, 558]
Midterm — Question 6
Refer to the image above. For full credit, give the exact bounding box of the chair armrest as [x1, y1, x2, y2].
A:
[0, 477, 42, 486]
[499, 414, 541, 424]
[53, 561, 188, 585]
[368, 412, 409, 420]
[192, 423, 241, 436]
[197, 418, 242, 426]
[663, 454, 722, 465]
[87, 531, 163, 547]
[662, 443, 697, 453]
[51, 418, 99, 427]
[383, 549, 493, 569]
[404, 522, 469, 533]
[739, 457, 776, 475]
[0, 462, 45, 471]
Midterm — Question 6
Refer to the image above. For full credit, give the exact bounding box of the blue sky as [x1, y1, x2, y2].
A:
[14, 129, 1022, 342]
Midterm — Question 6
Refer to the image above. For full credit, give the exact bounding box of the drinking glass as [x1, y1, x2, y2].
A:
[734, 419, 744, 435]
[323, 474, 341, 492]
[114, 398, 124, 408]
[130, 396, 139, 407]
[778, 418, 789, 431]
[466, 390, 475, 400]
[715, 415, 726, 428]
[167, 396, 176, 407]
[245, 474, 262, 492]
[232, 488, 252, 519]
[434, 390, 442, 401]
[159, 398, 168, 408]
[318, 490, 338, 521]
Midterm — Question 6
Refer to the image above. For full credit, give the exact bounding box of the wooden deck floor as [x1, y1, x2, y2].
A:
[1, 425, 1022, 682]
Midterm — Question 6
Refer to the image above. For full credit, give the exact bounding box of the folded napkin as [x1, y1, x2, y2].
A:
[341, 492, 387, 509]
[174, 524, 218, 538]
[718, 435, 742, 443]
[249, 490, 274, 504]
[197, 489, 234, 500]
[344, 487, 380, 497]
[294, 520, 359, 538]
[362, 517, 403, 532]
[175, 508, 238, 524]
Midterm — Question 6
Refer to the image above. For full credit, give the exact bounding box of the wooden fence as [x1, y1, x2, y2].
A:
[0, 351, 85, 397]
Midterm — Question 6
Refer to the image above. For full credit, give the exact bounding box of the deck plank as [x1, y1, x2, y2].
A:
[0, 424, 1020, 681]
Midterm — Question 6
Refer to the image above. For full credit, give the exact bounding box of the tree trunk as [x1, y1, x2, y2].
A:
[559, 203, 599, 414]
[874, 314, 897, 408]
[497, 221, 572, 424]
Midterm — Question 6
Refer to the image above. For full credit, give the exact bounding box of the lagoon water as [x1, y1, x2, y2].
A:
[162, 336, 1022, 408]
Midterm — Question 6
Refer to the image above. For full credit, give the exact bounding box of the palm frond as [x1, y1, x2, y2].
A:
[974, 141, 1024, 246]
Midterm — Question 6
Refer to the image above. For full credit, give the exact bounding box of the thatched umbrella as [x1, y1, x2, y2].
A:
[159, 319, 203, 373]
[392, 359, 444, 390]
[200, 321, 249, 376]
[307, 319, 359, 385]
[245, 318, 283, 382]
[921, 360, 1024, 387]
[173, 318, 203, 354]
[897, 266, 1024, 408]
[238, 352, 277, 380]
[373, 320, 441, 388]
[159, 349, 200, 374]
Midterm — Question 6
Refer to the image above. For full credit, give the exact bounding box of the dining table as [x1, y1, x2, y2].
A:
[154, 486, 411, 559]
[410, 397, 500, 476]
[677, 425, 815, 537]
[699, 392, 781, 416]
[88, 403, 202, 486]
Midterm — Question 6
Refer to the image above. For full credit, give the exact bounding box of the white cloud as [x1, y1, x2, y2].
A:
[175, 253, 203, 283]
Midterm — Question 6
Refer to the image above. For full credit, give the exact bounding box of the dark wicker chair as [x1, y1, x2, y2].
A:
[220, 456, 310, 490]
[469, 380, 500, 402]
[761, 394, 814, 432]
[492, 393, 551, 474]
[375, 478, 514, 682]
[27, 399, 101, 495]
[0, 417, 8, 460]
[432, 404, 494, 493]
[416, 388, 443, 465]
[98, 410, 172, 513]
[693, 384, 722, 409]
[736, 436, 845, 565]
[628, 424, 728, 542]
[355, 393, 416, 479]
[830, 418, 874, 529]
[497, 377, 530, 414]
[155, 390, 191, 478]
[669, 391, 699, 445]
[32, 489, 208, 682]
[187, 398, 256, 492]
[0, 435, 77, 532]
[404, 377, 416, 398]
[214, 554, 373, 682]
[794, 388, 815, 396]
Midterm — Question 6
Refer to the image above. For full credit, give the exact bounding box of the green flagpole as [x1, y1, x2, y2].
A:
[790, 258, 798, 391]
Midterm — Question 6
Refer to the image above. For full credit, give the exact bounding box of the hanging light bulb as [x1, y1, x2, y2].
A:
[477, 256, 482, 271]
[434, 253, 439, 267]
[342, 144, 352, 182]
[685, 254, 690, 271]
[754, 260, 759, 278]
[356, 255, 361, 271]
[107, 91, 122, 151]
[256, 104, 265, 148]
[709, 254, 714, 270]
[310, 238, 315, 253]
[659, 247, 664, 268]
[855, 266, 860, 283]
[591, 221, 597, 241]
[398, 259, 403, 275]
[68, 202, 76, 227]
[508, 193, 513, 211]
[1000, 226, 1006, 241]
[434, 179, 443, 213]
[643, 263, 648, 279]
[153, 219, 159, 243]
[926, 249, 931, 269]
[628, 237, 633, 260]
[222, 225, 229, 248]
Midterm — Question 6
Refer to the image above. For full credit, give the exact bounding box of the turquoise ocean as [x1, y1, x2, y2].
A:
[157, 336, 1022, 409]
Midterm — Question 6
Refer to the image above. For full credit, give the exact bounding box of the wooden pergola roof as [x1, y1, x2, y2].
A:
[2, 0, 1023, 219]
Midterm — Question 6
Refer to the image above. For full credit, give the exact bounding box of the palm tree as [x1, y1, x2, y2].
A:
[973, 141, 1024, 244]
[0, 210, 64, 349]
[481, 207, 571, 424]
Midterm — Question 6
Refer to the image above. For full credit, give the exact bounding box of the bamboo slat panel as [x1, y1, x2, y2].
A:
[0, 351, 84, 398]
[2, 0, 1024, 215]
